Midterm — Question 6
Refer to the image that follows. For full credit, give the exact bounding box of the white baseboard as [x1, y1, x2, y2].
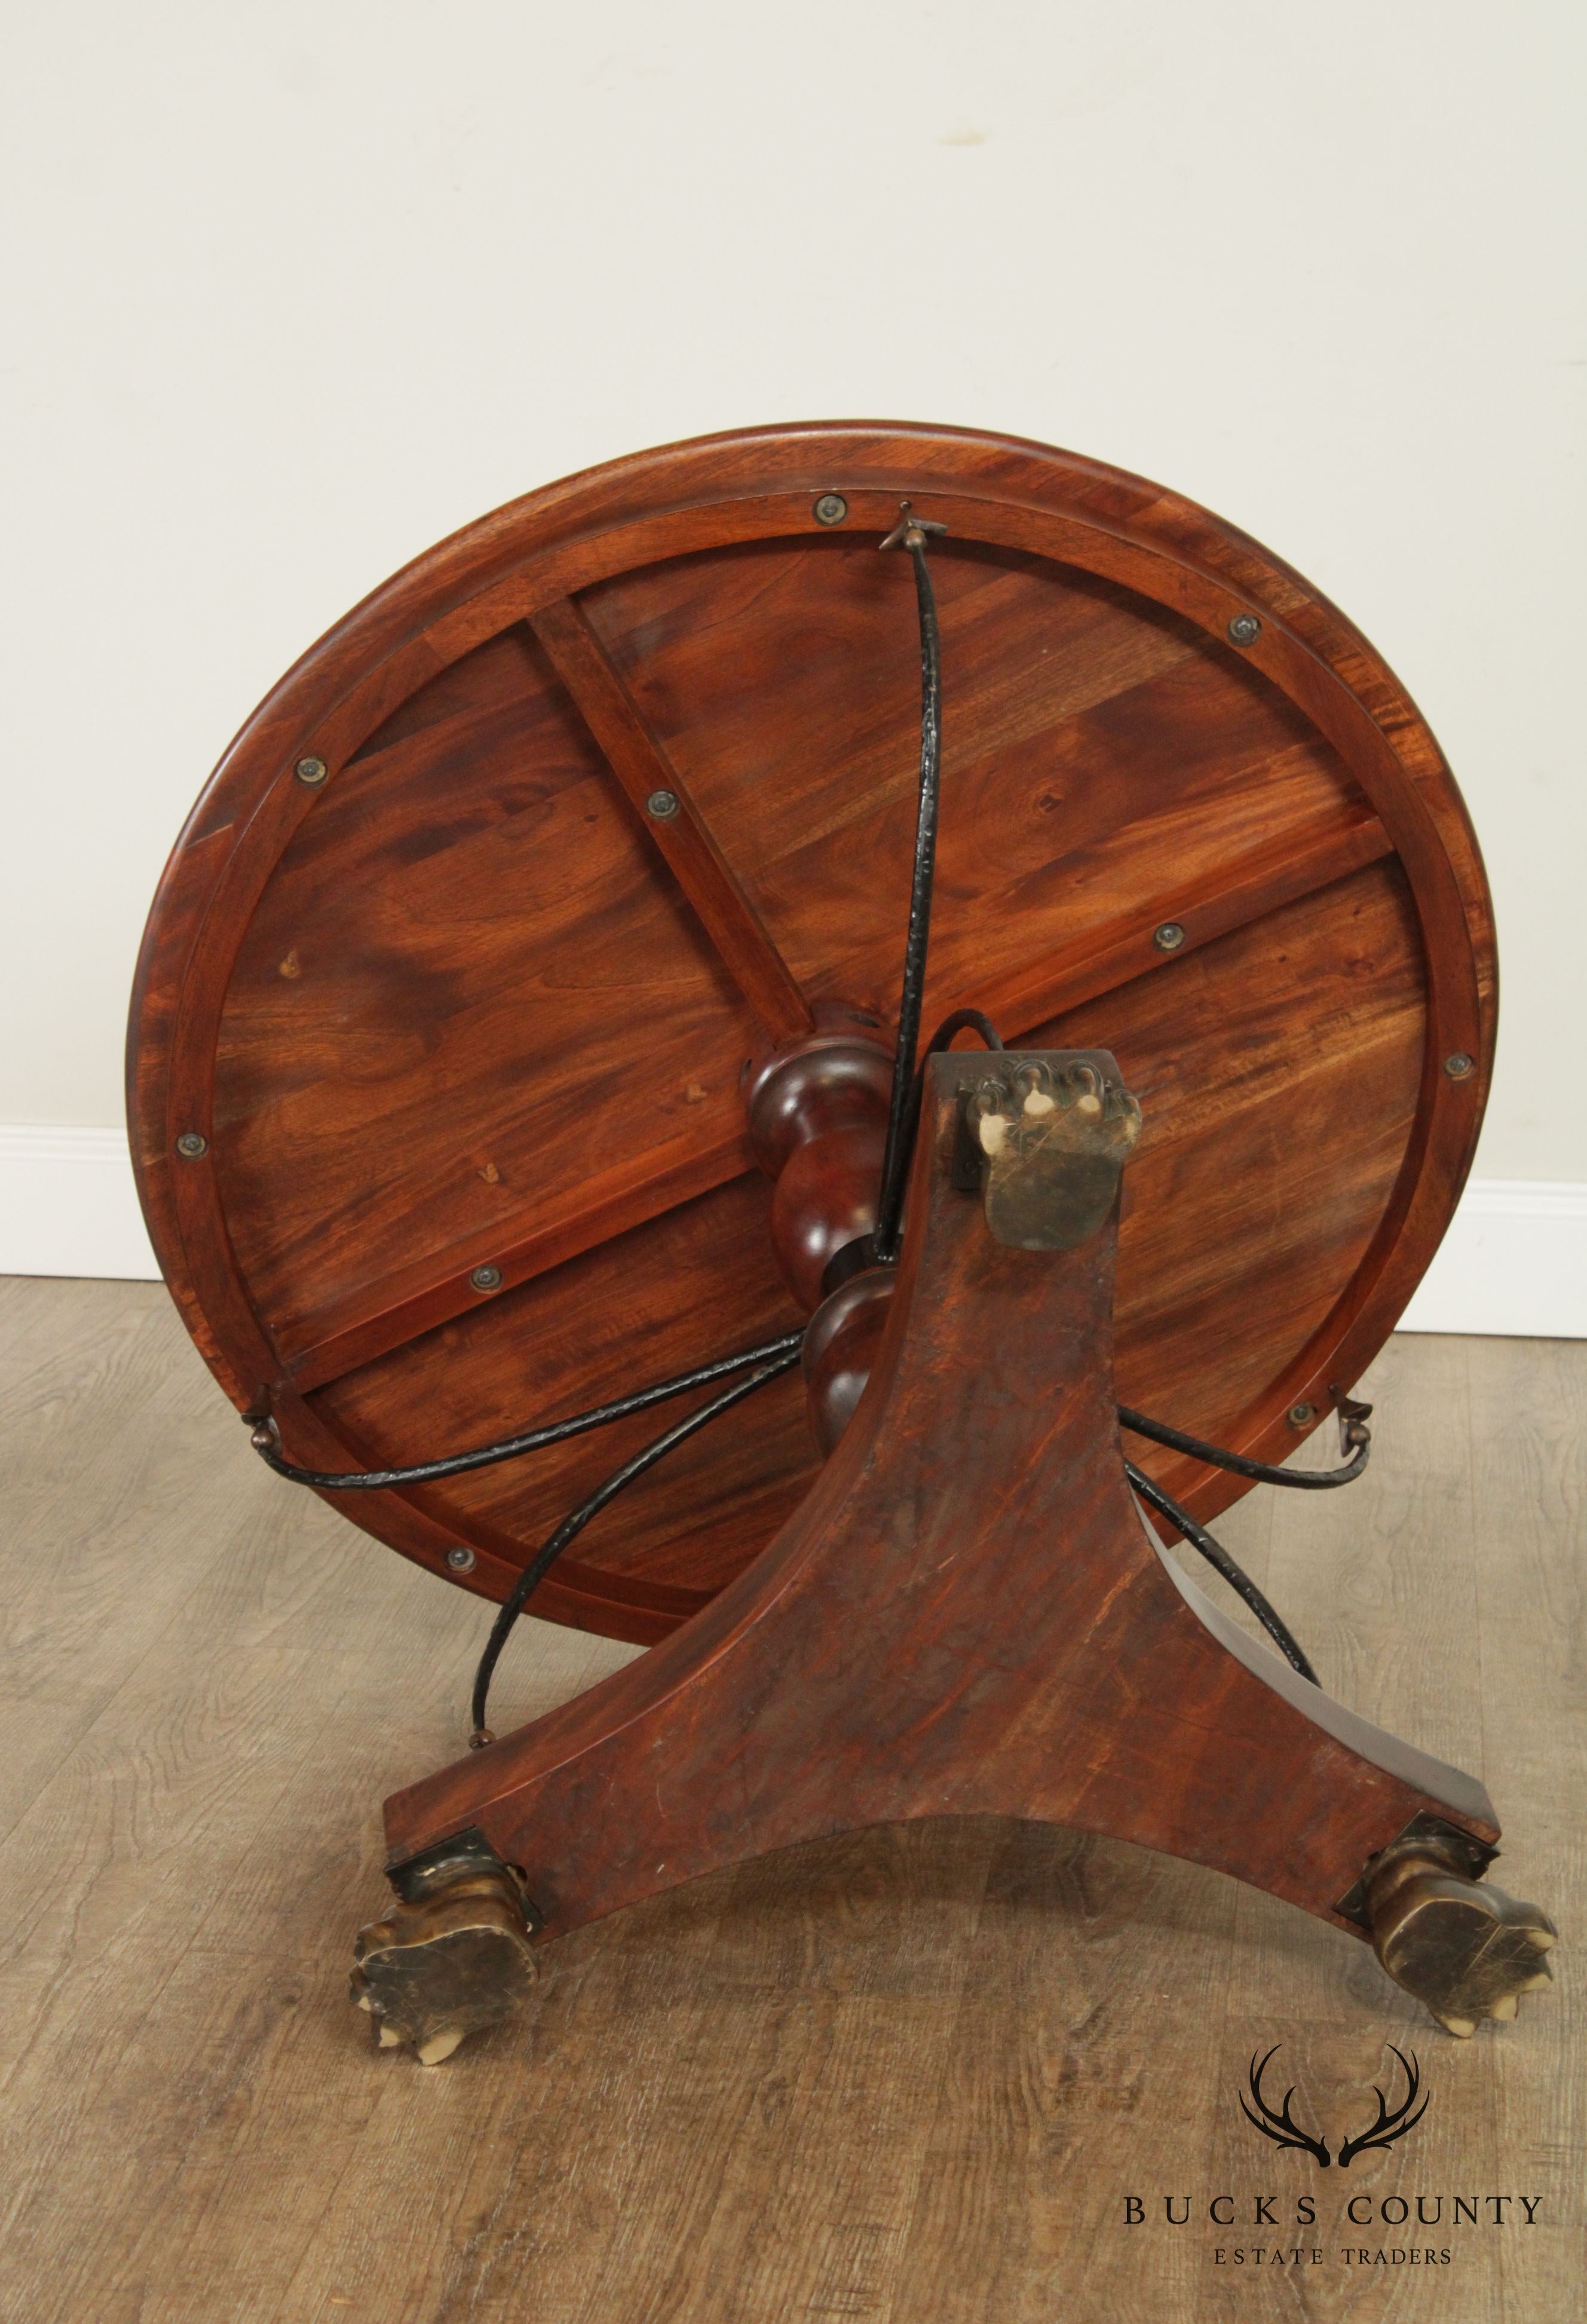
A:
[1, 1125, 1584, 1337]
[1395, 1177, 1587, 1339]
[0, 1125, 160, 1281]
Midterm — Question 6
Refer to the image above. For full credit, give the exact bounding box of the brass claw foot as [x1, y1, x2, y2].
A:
[961, 1054, 1142, 1253]
[1365, 1827, 1557, 2037]
[350, 1827, 540, 2064]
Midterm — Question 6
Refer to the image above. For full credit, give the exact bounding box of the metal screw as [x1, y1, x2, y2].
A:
[470, 1263, 503, 1293]
[294, 755, 329, 786]
[1288, 1402, 1317, 1428]
[813, 493, 848, 526]
[176, 1131, 208, 1159]
[1227, 613, 1261, 647]
[1444, 1052, 1475, 1080]
[445, 1545, 476, 1573]
[1153, 922, 1185, 953]
[646, 789, 679, 820]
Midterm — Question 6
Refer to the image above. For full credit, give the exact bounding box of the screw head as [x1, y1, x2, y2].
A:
[1444, 1052, 1475, 1080]
[1288, 1401, 1317, 1428]
[813, 493, 848, 526]
[445, 1545, 476, 1573]
[470, 1263, 503, 1293]
[1227, 612, 1262, 647]
[294, 755, 329, 786]
[646, 789, 679, 820]
[1153, 921, 1186, 953]
[175, 1131, 208, 1159]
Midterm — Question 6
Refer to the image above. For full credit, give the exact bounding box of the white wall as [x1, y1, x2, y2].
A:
[2, 4, 1583, 1320]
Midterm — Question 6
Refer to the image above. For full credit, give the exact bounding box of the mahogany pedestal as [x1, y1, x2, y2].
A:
[354, 1049, 1554, 2060]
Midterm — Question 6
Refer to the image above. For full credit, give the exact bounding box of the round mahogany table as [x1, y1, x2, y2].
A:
[128, 423, 1493, 1643]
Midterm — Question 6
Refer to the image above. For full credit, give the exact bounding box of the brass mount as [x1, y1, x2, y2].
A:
[1359, 1818, 1557, 2037]
[351, 1828, 540, 2065]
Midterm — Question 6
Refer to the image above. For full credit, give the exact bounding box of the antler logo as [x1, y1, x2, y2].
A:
[1238, 2044, 1429, 2169]
[1240, 2047, 1332, 2167]
[1335, 2047, 1429, 2167]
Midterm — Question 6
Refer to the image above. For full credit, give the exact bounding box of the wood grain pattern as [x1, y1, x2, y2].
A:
[275, 801, 1392, 1406]
[124, 424, 1497, 1642]
[302, 856, 1423, 1633]
[2, 1279, 1577, 2323]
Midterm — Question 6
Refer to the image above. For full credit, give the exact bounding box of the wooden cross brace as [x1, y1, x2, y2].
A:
[352, 1046, 1555, 2063]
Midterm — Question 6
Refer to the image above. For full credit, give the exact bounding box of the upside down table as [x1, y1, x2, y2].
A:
[128, 423, 1555, 2063]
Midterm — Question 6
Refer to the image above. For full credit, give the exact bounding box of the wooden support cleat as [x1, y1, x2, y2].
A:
[350, 1827, 540, 2063]
[1362, 1821, 1557, 2036]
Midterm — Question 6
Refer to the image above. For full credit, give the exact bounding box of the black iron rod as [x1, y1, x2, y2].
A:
[1119, 1405, 1371, 1489]
[470, 1346, 803, 1738]
[1126, 1459, 1319, 1684]
[247, 1330, 805, 1490]
[919, 1006, 1003, 1064]
[890, 1008, 1004, 1208]
[872, 533, 943, 1263]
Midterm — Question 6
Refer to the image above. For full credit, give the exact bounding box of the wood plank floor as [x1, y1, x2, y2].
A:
[0, 1276, 1579, 2322]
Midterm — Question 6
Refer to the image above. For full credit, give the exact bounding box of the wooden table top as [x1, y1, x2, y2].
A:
[127, 422, 1494, 1642]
